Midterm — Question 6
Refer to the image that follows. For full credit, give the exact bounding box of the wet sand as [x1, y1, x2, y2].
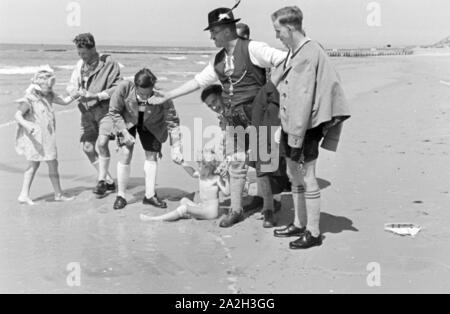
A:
[1, 54, 450, 294]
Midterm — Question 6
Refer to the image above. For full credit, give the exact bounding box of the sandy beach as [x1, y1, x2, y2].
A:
[1, 53, 450, 294]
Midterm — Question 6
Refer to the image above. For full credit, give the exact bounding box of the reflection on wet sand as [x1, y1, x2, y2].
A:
[0, 199, 232, 293]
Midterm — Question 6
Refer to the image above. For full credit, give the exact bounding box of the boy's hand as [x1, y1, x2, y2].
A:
[79, 91, 99, 102]
[118, 129, 135, 147]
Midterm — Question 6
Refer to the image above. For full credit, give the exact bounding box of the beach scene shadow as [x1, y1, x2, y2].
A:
[275, 191, 358, 235]
[33, 186, 94, 202]
[317, 178, 331, 190]
[319, 212, 359, 234]
[127, 177, 194, 203]
[0, 162, 95, 182]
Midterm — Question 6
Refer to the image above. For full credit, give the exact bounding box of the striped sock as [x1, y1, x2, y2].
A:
[292, 185, 307, 228]
[305, 190, 321, 237]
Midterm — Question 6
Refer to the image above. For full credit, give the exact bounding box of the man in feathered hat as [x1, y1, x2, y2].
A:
[149, 1, 287, 228]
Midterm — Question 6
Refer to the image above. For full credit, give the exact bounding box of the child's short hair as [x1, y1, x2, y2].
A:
[31, 68, 55, 86]
[197, 148, 222, 176]
[73, 33, 96, 49]
[201, 84, 223, 102]
[134, 68, 157, 88]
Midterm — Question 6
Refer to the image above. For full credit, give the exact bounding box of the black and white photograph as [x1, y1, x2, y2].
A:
[0, 0, 449, 297]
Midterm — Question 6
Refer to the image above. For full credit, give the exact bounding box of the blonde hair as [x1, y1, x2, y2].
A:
[197, 148, 222, 179]
[31, 69, 55, 85]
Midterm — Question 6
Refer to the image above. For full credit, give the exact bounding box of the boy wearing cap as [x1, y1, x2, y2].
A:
[149, 5, 287, 228]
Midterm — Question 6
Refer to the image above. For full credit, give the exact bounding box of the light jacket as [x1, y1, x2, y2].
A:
[273, 40, 351, 152]
[106, 80, 181, 145]
[66, 54, 122, 110]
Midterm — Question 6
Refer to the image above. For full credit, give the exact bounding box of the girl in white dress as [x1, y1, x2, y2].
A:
[15, 69, 78, 205]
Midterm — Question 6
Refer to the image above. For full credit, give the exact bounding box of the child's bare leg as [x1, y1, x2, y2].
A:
[186, 203, 219, 220]
[18, 161, 40, 205]
[47, 160, 74, 201]
[47, 160, 62, 196]
[180, 197, 196, 206]
[140, 205, 188, 222]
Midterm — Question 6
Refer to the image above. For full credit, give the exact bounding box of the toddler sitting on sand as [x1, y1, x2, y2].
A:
[140, 149, 229, 222]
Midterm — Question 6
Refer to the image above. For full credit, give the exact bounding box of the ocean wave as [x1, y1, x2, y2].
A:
[103, 49, 215, 56]
[124, 76, 169, 82]
[0, 62, 125, 75]
[195, 61, 207, 65]
[163, 71, 197, 76]
[56, 65, 76, 71]
[161, 56, 188, 61]
[0, 64, 53, 75]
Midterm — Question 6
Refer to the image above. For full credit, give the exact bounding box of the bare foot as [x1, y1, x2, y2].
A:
[54, 194, 75, 202]
[18, 196, 35, 206]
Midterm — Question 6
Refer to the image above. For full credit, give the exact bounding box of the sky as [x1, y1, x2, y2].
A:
[0, 0, 449, 48]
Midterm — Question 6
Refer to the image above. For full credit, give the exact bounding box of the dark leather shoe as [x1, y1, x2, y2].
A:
[143, 195, 167, 209]
[274, 224, 306, 238]
[106, 181, 116, 192]
[113, 196, 127, 210]
[93, 180, 107, 196]
[289, 231, 322, 250]
[263, 210, 276, 228]
[219, 211, 245, 228]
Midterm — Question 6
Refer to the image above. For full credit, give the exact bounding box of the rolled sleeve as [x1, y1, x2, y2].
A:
[194, 63, 219, 89]
[108, 85, 127, 131]
[248, 41, 288, 69]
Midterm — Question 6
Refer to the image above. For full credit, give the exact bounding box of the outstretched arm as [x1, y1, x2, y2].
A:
[217, 175, 230, 196]
[52, 94, 80, 106]
[149, 79, 200, 105]
[148, 63, 218, 105]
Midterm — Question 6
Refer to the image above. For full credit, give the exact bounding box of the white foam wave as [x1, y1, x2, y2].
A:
[56, 65, 76, 71]
[162, 71, 197, 77]
[0, 64, 53, 75]
[161, 56, 188, 61]
[124, 76, 169, 82]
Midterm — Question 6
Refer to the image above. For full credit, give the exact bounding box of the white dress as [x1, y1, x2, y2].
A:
[15, 90, 57, 161]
